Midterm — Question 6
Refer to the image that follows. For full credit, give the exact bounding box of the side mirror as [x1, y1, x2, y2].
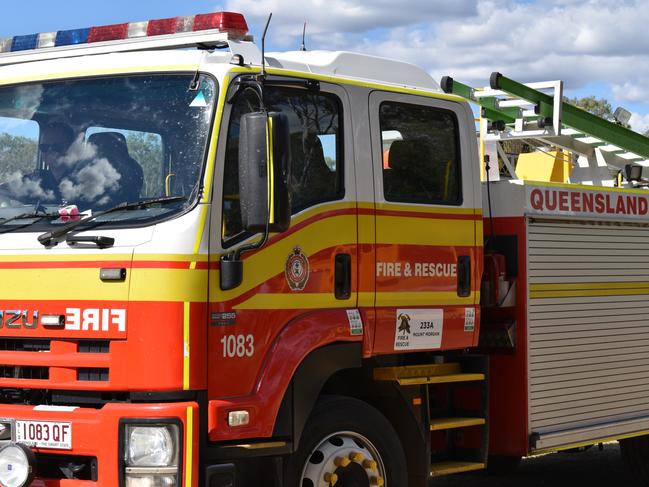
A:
[238, 111, 291, 233]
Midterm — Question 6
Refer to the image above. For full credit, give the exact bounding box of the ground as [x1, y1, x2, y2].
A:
[434, 443, 639, 486]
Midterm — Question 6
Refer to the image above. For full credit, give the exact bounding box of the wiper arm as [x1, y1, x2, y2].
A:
[0, 211, 61, 235]
[37, 196, 187, 247]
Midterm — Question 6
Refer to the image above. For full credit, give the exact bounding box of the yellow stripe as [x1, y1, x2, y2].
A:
[531, 288, 649, 299]
[0, 267, 207, 302]
[0, 269, 130, 300]
[130, 269, 208, 302]
[183, 302, 190, 390]
[267, 117, 275, 223]
[0, 65, 199, 87]
[531, 282, 649, 291]
[185, 406, 193, 487]
[235, 291, 476, 309]
[291, 201, 356, 226]
[376, 216, 475, 246]
[530, 282, 649, 299]
[215, 214, 357, 301]
[375, 202, 480, 215]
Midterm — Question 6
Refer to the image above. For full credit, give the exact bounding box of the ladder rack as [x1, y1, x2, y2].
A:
[441, 73, 649, 182]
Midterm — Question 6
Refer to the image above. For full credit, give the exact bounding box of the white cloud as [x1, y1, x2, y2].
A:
[59, 158, 121, 205]
[630, 112, 649, 134]
[613, 82, 647, 103]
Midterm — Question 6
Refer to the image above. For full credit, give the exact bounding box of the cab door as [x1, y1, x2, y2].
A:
[369, 91, 481, 354]
[206, 79, 358, 405]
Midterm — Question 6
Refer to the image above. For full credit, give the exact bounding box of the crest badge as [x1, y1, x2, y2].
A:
[285, 246, 310, 291]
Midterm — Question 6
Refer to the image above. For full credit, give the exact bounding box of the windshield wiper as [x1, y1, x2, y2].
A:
[37, 196, 187, 247]
[0, 211, 61, 235]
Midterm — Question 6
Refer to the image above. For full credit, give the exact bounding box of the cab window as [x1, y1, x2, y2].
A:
[222, 86, 343, 242]
[380, 101, 461, 205]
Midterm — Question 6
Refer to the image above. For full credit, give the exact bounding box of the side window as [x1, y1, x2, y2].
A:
[380, 101, 461, 205]
[85, 127, 163, 198]
[222, 86, 343, 242]
[0, 117, 38, 183]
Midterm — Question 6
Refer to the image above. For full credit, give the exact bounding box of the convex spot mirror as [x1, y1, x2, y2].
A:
[238, 111, 291, 233]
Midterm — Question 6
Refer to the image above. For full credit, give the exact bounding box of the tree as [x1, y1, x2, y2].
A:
[0, 133, 38, 181]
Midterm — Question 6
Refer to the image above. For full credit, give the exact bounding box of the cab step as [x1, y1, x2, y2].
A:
[373, 363, 485, 385]
[430, 417, 485, 431]
[431, 461, 486, 476]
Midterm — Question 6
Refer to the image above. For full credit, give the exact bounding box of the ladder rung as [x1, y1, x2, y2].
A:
[397, 373, 485, 385]
[374, 363, 460, 380]
[430, 417, 485, 431]
[431, 461, 485, 476]
[374, 364, 484, 385]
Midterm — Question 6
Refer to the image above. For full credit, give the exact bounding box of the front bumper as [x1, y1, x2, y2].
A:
[0, 401, 197, 486]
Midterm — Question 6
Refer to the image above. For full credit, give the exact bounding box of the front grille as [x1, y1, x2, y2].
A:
[0, 338, 114, 388]
[77, 368, 109, 382]
[78, 340, 110, 354]
[0, 339, 50, 352]
[0, 366, 48, 380]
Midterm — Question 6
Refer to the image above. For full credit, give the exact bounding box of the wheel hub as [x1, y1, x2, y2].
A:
[300, 431, 386, 487]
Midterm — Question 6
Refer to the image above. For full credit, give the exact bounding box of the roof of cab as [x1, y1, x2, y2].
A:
[266, 50, 440, 92]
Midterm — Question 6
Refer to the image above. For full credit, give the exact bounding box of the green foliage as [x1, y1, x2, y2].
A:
[0, 133, 37, 181]
[125, 132, 163, 197]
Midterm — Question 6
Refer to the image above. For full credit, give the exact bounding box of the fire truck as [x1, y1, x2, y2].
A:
[0, 9, 649, 487]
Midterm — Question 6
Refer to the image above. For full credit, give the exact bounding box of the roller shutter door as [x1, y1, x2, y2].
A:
[528, 218, 649, 436]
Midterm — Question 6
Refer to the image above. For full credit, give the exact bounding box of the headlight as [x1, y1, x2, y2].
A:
[127, 426, 177, 467]
[0, 443, 35, 487]
[123, 422, 181, 487]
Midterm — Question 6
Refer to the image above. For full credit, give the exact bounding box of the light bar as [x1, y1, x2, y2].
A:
[0, 11, 248, 54]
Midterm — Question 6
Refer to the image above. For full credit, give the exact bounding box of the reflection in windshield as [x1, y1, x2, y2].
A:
[0, 74, 216, 229]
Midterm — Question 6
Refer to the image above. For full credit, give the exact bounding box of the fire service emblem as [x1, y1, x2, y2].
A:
[285, 246, 310, 291]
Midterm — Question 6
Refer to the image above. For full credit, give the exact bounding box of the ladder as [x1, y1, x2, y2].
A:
[374, 357, 489, 479]
[441, 73, 649, 186]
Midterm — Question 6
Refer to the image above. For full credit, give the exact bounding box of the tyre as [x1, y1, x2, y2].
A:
[620, 435, 649, 486]
[285, 395, 408, 487]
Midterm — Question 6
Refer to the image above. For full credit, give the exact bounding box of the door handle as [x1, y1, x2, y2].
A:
[457, 255, 471, 297]
[334, 253, 352, 300]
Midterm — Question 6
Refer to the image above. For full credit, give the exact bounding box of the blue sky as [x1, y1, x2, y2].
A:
[1, 0, 647, 131]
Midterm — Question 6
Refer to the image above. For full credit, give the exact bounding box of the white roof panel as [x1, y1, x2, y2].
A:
[266, 50, 439, 91]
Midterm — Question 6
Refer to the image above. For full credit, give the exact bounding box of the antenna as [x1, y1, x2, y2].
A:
[260, 13, 272, 78]
[300, 21, 307, 51]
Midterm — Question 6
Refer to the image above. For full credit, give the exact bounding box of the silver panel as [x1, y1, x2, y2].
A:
[527, 219, 649, 445]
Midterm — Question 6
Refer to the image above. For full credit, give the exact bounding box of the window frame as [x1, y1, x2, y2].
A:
[379, 99, 464, 206]
[220, 81, 346, 248]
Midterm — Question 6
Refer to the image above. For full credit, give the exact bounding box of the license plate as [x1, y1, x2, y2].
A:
[15, 420, 72, 450]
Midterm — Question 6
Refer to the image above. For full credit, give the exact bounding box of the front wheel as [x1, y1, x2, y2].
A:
[285, 395, 407, 487]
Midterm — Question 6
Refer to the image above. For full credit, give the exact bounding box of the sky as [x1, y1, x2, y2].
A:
[1, 0, 648, 132]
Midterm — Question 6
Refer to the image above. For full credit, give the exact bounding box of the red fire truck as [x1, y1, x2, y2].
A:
[0, 9, 648, 487]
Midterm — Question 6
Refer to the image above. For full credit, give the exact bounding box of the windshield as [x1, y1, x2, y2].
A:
[0, 73, 216, 230]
